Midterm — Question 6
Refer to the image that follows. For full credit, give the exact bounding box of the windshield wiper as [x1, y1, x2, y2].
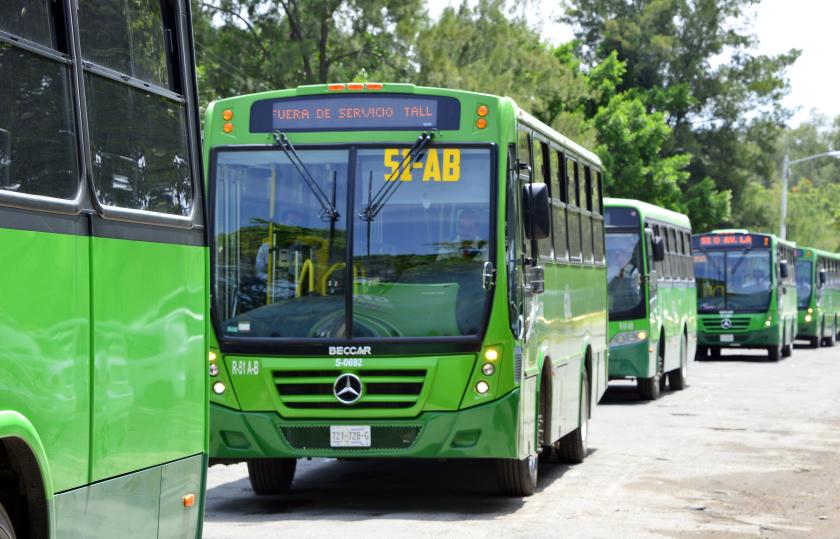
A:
[359, 130, 437, 221]
[272, 131, 340, 222]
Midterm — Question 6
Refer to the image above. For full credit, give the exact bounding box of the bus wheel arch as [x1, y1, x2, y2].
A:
[583, 347, 592, 420]
[538, 357, 553, 449]
[0, 437, 48, 539]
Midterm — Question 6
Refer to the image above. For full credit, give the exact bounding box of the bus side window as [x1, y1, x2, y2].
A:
[566, 157, 582, 261]
[581, 166, 593, 264]
[535, 139, 553, 260]
[550, 149, 568, 261]
[592, 170, 605, 264]
[506, 143, 523, 337]
[653, 224, 664, 278]
[684, 231, 693, 280]
[516, 127, 534, 264]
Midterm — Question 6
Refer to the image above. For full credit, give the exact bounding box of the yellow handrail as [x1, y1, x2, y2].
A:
[296, 258, 315, 297]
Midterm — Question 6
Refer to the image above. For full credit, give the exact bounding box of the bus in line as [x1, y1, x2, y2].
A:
[605, 199, 696, 400]
[692, 231, 797, 361]
[795, 247, 840, 347]
[0, 1, 207, 536]
[204, 83, 608, 496]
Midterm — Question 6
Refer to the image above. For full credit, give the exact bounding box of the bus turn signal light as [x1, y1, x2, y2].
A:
[476, 118, 487, 129]
[328, 83, 345, 91]
[477, 105, 488, 117]
[223, 122, 233, 134]
[365, 82, 383, 90]
[182, 494, 195, 508]
[347, 83, 364, 91]
[222, 109, 233, 121]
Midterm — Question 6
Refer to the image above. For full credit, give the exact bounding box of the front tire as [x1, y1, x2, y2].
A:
[782, 343, 792, 357]
[767, 344, 781, 362]
[822, 321, 836, 347]
[809, 336, 820, 348]
[668, 334, 688, 390]
[247, 458, 297, 495]
[695, 345, 707, 361]
[0, 502, 15, 539]
[556, 370, 590, 464]
[496, 454, 537, 497]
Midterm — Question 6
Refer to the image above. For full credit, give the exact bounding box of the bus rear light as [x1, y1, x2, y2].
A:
[476, 118, 487, 129]
[365, 82, 383, 90]
[222, 109, 233, 121]
[347, 83, 364, 91]
[475, 381, 490, 394]
[223, 122, 234, 134]
[328, 83, 345, 91]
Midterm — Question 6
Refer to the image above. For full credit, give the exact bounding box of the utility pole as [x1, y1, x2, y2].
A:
[779, 150, 840, 240]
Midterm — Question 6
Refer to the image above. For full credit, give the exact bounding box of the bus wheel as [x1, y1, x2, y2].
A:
[0, 501, 15, 539]
[247, 458, 297, 495]
[710, 347, 721, 359]
[496, 454, 538, 497]
[767, 345, 781, 362]
[809, 336, 820, 348]
[782, 341, 792, 357]
[668, 334, 688, 390]
[638, 348, 662, 401]
[695, 346, 708, 361]
[823, 322, 836, 347]
[556, 370, 590, 464]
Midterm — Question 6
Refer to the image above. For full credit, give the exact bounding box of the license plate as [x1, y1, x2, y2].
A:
[720, 334, 734, 343]
[330, 426, 371, 448]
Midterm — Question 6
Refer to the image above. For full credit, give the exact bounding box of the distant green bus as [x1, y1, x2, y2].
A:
[0, 1, 207, 537]
[692, 231, 797, 361]
[605, 199, 696, 400]
[204, 83, 609, 496]
[795, 247, 840, 347]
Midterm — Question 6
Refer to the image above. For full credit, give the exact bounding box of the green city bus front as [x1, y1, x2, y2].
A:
[795, 247, 840, 346]
[692, 232, 797, 358]
[204, 85, 524, 462]
[795, 248, 819, 344]
[604, 205, 653, 379]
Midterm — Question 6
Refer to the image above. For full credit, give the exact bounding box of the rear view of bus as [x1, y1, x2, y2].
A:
[0, 1, 206, 537]
[204, 83, 608, 496]
[693, 231, 797, 361]
[605, 199, 696, 400]
[795, 247, 840, 348]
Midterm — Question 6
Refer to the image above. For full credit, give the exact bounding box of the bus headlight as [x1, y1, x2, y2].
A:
[481, 363, 496, 376]
[475, 381, 490, 394]
[805, 314, 812, 323]
[610, 331, 648, 347]
[764, 315, 772, 327]
[212, 382, 226, 395]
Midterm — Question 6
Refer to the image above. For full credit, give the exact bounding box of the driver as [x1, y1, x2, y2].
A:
[437, 209, 488, 261]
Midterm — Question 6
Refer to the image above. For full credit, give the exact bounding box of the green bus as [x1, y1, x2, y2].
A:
[204, 83, 609, 496]
[692, 231, 797, 361]
[605, 199, 696, 400]
[0, 1, 207, 537]
[795, 247, 840, 348]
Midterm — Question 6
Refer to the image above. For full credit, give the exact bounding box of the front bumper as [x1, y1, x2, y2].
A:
[210, 388, 520, 460]
[698, 326, 778, 348]
[608, 340, 651, 379]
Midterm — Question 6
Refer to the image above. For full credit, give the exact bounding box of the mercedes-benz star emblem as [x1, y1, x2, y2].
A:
[721, 318, 732, 329]
[333, 373, 363, 405]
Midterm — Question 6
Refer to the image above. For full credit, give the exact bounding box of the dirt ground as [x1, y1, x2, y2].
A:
[203, 343, 840, 538]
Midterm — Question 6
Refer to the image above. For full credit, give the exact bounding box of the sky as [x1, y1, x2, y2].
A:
[426, 0, 840, 126]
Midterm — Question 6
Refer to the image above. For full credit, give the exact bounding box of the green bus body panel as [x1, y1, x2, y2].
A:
[205, 83, 607, 463]
[54, 454, 204, 539]
[0, 229, 90, 492]
[795, 246, 840, 340]
[604, 199, 696, 380]
[694, 232, 798, 349]
[90, 238, 206, 481]
[210, 391, 519, 459]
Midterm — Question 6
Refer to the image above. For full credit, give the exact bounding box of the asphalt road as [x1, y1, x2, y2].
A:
[203, 343, 840, 538]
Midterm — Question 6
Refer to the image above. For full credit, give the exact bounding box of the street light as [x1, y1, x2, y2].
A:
[779, 150, 840, 239]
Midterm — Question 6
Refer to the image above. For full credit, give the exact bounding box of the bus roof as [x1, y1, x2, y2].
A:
[516, 108, 601, 166]
[604, 197, 691, 229]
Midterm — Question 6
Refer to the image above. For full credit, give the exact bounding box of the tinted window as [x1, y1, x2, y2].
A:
[85, 73, 192, 215]
[550, 150, 567, 260]
[566, 159, 581, 260]
[593, 216, 605, 263]
[0, 0, 55, 48]
[607, 230, 645, 319]
[796, 260, 812, 309]
[605, 207, 640, 227]
[0, 44, 78, 199]
[78, 0, 171, 88]
[535, 141, 553, 258]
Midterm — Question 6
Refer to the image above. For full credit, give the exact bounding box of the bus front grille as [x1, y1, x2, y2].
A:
[280, 425, 422, 450]
[273, 369, 426, 410]
[701, 316, 752, 333]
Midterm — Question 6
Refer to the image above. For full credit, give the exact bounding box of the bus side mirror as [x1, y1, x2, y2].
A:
[522, 183, 551, 241]
[653, 236, 666, 262]
[819, 268, 827, 287]
[779, 260, 789, 280]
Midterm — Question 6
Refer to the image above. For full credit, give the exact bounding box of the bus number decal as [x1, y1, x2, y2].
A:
[383, 148, 461, 183]
[230, 360, 260, 376]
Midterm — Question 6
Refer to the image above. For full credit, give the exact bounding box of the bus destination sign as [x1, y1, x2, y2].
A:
[250, 94, 461, 132]
[692, 233, 770, 250]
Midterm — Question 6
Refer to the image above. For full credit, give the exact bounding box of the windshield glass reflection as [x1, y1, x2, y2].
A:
[695, 249, 772, 312]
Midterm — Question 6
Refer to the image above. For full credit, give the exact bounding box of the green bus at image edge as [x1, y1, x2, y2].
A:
[795, 247, 840, 348]
[692, 230, 798, 361]
[0, 1, 207, 537]
[604, 199, 697, 401]
[204, 83, 609, 496]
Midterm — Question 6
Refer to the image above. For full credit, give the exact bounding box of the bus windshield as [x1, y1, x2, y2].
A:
[606, 230, 645, 319]
[211, 145, 492, 339]
[694, 249, 772, 312]
[795, 260, 813, 309]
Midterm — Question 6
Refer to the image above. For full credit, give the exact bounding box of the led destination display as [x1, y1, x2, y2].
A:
[249, 94, 461, 132]
[692, 233, 770, 249]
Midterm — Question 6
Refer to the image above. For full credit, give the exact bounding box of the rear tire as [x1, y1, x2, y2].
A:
[556, 370, 590, 464]
[668, 334, 688, 390]
[496, 454, 537, 497]
[247, 458, 297, 495]
[0, 502, 15, 539]
[767, 344, 781, 362]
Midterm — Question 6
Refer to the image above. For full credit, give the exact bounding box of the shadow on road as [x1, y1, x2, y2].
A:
[205, 454, 588, 522]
